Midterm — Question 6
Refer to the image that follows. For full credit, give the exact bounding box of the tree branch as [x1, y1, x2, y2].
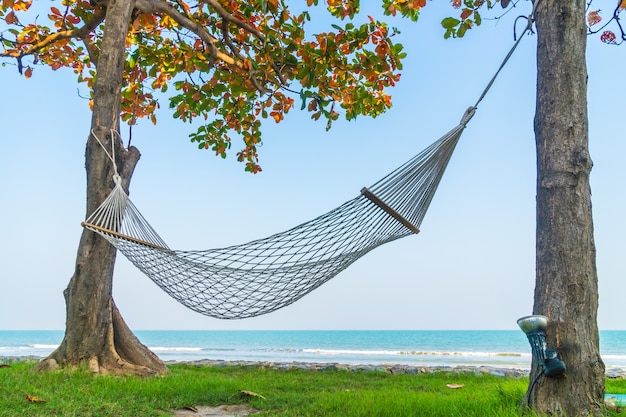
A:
[1, 8, 106, 58]
[134, 0, 243, 69]
[203, 0, 288, 85]
[203, 0, 265, 41]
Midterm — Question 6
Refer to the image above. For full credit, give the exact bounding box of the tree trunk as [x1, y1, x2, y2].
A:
[528, 0, 605, 414]
[37, 0, 168, 376]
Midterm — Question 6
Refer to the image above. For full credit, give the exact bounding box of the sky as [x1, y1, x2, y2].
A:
[0, 1, 624, 331]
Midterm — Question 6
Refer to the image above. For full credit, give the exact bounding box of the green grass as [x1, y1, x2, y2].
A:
[1, 361, 625, 416]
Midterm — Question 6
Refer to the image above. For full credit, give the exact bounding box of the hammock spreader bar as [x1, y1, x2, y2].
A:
[360, 187, 420, 234]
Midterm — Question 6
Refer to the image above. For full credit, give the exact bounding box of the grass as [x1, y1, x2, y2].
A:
[1, 361, 625, 416]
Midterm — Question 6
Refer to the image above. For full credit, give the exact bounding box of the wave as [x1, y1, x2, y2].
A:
[32, 344, 60, 349]
[0, 344, 59, 351]
[301, 348, 530, 358]
[148, 346, 204, 352]
[603, 354, 626, 360]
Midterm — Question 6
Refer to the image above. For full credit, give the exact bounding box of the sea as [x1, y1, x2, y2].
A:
[1, 330, 626, 371]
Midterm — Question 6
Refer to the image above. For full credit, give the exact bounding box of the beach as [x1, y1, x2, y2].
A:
[2, 330, 626, 378]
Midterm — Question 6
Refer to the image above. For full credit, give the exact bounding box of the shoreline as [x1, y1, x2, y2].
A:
[170, 358, 532, 378]
[4, 356, 625, 379]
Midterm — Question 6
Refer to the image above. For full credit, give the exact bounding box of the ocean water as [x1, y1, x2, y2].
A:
[1, 330, 625, 370]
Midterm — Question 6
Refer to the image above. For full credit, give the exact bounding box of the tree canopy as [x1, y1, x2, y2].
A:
[1, 1, 622, 174]
[2, 0, 421, 172]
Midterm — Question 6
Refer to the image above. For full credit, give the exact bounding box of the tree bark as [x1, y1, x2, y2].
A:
[528, 0, 605, 414]
[37, 0, 168, 376]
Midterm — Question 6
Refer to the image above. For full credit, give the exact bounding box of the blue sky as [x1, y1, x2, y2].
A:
[1, 1, 624, 331]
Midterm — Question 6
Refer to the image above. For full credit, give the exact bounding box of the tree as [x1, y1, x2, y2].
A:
[1, 0, 623, 413]
[443, 0, 624, 414]
[1, 0, 409, 376]
[530, 0, 605, 415]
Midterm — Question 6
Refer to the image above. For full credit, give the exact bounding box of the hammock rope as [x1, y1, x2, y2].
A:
[83, 108, 468, 319]
[83, 14, 534, 319]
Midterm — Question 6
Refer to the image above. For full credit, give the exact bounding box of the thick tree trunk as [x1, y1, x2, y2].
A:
[528, 0, 605, 414]
[37, 0, 168, 376]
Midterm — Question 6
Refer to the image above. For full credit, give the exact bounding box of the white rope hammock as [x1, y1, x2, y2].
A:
[83, 14, 533, 319]
[83, 107, 472, 319]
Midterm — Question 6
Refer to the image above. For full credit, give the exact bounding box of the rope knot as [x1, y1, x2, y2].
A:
[460, 107, 477, 127]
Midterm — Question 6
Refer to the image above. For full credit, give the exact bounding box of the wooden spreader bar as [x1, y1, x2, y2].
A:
[81, 222, 170, 251]
[360, 188, 420, 235]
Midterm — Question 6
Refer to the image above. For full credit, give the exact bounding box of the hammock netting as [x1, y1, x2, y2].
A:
[82, 108, 475, 319]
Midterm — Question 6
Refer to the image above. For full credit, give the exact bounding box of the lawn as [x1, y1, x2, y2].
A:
[1, 361, 624, 416]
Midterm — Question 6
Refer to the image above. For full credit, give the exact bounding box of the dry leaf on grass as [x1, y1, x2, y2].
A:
[240, 390, 267, 400]
[446, 384, 465, 389]
[25, 394, 47, 403]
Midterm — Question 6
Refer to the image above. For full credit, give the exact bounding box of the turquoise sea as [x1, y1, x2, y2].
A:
[1, 330, 625, 370]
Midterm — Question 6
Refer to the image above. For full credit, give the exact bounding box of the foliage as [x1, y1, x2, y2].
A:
[440, 0, 626, 41]
[2, 0, 622, 173]
[587, 0, 626, 45]
[0, 0, 427, 173]
[6, 361, 626, 417]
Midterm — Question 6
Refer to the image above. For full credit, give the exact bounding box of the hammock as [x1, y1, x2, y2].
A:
[83, 13, 532, 319]
[82, 107, 474, 319]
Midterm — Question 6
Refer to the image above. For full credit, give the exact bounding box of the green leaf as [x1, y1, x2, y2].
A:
[474, 11, 482, 26]
[458, 21, 469, 38]
[441, 17, 460, 29]
[128, 49, 140, 69]
[300, 90, 307, 110]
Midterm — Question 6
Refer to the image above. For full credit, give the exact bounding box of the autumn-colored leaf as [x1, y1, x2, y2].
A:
[270, 111, 282, 123]
[24, 67, 32, 78]
[25, 394, 46, 403]
[501, 0, 510, 8]
[621, 0, 626, 9]
[600, 30, 617, 44]
[587, 10, 601, 26]
[5, 10, 17, 24]
[460, 8, 473, 20]
[451, 0, 462, 8]
[240, 389, 267, 399]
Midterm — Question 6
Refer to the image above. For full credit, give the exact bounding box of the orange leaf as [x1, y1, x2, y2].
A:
[460, 8, 472, 20]
[621, 0, 626, 9]
[24, 67, 33, 78]
[270, 111, 282, 123]
[5, 10, 18, 24]
[25, 394, 46, 403]
[451, 0, 462, 8]
[587, 10, 601, 26]
[66, 14, 80, 25]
